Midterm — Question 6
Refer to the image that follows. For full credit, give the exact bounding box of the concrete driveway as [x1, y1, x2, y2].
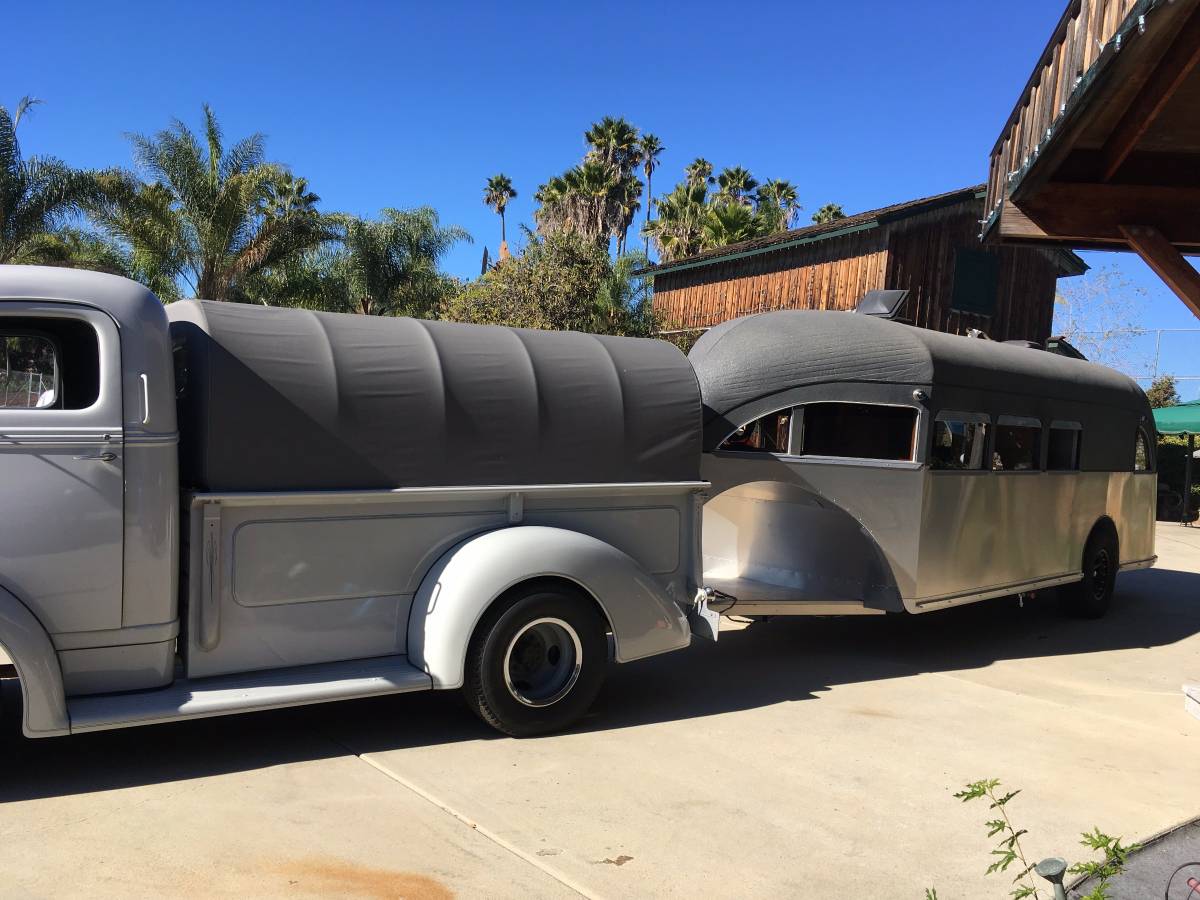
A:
[3, 524, 1199, 899]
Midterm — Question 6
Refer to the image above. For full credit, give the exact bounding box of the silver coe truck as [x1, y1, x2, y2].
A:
[0, 266, 707, 738]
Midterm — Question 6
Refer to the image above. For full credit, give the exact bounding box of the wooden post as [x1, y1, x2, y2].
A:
[1186, 433, 1195, 525]
[1119, 225, 1200, 320]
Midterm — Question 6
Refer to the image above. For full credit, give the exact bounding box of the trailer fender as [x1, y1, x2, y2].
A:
[0, 586, 69, 737]
[408, 525, 691, 689]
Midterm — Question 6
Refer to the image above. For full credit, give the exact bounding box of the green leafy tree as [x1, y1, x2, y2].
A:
[812, 202, 846, 224]
[1145, 374, 1179, 408]
[442, 228, 653, 335]
[0, 97, 101, 265]
[483, 173, 517, 248]
[91, 104, 335, 300]
[639, 133, 663, 254]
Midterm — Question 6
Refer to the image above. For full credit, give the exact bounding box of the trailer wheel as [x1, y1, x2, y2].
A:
[1060, 528, 1119, 619]
[464, 583, 608, 737]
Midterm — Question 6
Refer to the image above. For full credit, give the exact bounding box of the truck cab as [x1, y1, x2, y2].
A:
[0, 266, 706, 738]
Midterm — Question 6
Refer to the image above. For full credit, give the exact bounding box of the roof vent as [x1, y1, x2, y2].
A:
[854, 289, 909, 319]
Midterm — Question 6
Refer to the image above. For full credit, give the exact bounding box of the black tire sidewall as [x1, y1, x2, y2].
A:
[1064, 530, 1118, 618]
[469, 588, 608, 737]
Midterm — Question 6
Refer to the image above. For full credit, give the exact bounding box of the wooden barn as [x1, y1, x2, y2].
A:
[645, 185, 1086, 344]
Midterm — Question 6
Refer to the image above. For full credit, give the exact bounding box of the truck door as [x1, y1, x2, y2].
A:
[0, 303, 125, 635]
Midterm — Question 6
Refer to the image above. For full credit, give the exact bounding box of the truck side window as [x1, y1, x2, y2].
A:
[1134, 429, 1151, 472]
[0, 319, 100, 410]
[798, 402, 917, 461]
[1047, 423, 1082, 471]
[1, 334, 59, 409]
[993, 419, 1042, 471]
[931, 414, 989, 470]
[720, 409, 791, 453]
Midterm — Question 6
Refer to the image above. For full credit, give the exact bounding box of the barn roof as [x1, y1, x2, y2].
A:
[639, 184, 1086, 279]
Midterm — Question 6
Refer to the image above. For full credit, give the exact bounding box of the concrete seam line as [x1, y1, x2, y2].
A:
[357, 753, 600, 900]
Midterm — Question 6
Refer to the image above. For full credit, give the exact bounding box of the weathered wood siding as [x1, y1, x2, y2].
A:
[652, 201, 1067, 342]
[652, 228, 888, 330]
[885, 206, 1063, 342]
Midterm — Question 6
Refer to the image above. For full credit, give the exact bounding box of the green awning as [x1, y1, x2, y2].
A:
[1154, 400, 1200, 435]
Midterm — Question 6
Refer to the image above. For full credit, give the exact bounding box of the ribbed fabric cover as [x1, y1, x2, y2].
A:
[166, 300, 701, 491]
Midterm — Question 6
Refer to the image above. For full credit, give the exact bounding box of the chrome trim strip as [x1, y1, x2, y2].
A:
[51, 619, 180, 651]
[1119, 556, 1156, 572]
[191, 481, 711, 508]
[914, 571, 1083, 609]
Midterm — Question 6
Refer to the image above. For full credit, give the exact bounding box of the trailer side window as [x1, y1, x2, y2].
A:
[798, 403, 917, 461]
[719, 409, 792, 454]
[1134, 429, 1151, 472]
[1047, 422, 1082, 471]
[993, 418, 1042, 471]
[931, 414, 989, 470]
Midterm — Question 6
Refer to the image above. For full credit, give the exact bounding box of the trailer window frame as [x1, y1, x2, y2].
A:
[992, 415, 1043, 473]
[929, 410, 992, 472]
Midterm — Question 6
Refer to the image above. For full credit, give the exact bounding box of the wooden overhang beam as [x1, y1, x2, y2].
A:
[1119, 225, 1200, 319]
[1006, 183, 1200, 248]
[1101, 3, 1200, 182]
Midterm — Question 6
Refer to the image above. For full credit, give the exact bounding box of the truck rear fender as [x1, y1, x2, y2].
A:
[408, 525, 691, 689]
[0, 586, 70, 737]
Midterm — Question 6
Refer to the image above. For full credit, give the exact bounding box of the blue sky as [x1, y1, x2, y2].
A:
[4, 0, 1197, 396]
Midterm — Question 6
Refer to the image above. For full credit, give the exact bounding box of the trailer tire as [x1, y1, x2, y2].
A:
[463, 583, 608, 737]
[1060, 527, 1119, 619]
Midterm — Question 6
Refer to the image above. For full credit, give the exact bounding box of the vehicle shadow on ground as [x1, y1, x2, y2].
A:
[3, 565, 1197, 802]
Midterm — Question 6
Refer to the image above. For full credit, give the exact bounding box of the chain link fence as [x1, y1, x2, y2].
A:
[0, 371, 51, 409]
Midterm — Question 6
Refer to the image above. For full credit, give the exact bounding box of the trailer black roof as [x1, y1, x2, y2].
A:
[167, 300, 701, 492]
[689, 310, 1151, 453]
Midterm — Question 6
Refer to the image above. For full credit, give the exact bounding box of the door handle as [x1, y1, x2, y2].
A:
[74, 451, 117, 462]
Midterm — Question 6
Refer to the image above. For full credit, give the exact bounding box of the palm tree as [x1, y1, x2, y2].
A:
[584, 117, 642, 176]
[0, 97, 100, 265]
[812, 203, 846, 224]
[756, 179, 801, 232]
[642, 181, 709, 262]
[639, 133, 663, 254]
[92, 104, 334, 300]
[483, 174, 517, 250]
[258, 172, 320, 220]
[243, 207, 471, 316]
[701, 202, 766, 249]
[684, 158, 714, 190]
[714, 167, 758, 206]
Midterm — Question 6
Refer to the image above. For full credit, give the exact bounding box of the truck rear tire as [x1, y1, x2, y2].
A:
[463, 583, 608, 737]
[1060, 528, 1119, 619]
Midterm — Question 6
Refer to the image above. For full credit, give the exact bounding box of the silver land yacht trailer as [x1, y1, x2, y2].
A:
[0, 266, 706, 738]
[691, 309, 1157, 620]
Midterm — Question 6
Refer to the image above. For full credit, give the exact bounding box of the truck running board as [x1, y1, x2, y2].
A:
[67, 655, 433, 734]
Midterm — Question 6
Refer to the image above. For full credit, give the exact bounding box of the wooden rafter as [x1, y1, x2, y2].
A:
[1101, 4, 1200, 181]
[1120, 225, 1200, 319]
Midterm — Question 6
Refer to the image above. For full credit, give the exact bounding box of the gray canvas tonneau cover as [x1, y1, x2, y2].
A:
[166, 300, 701, 491]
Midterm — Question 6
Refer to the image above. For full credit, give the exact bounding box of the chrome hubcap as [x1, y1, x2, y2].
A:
[503, 617, 583, 708]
